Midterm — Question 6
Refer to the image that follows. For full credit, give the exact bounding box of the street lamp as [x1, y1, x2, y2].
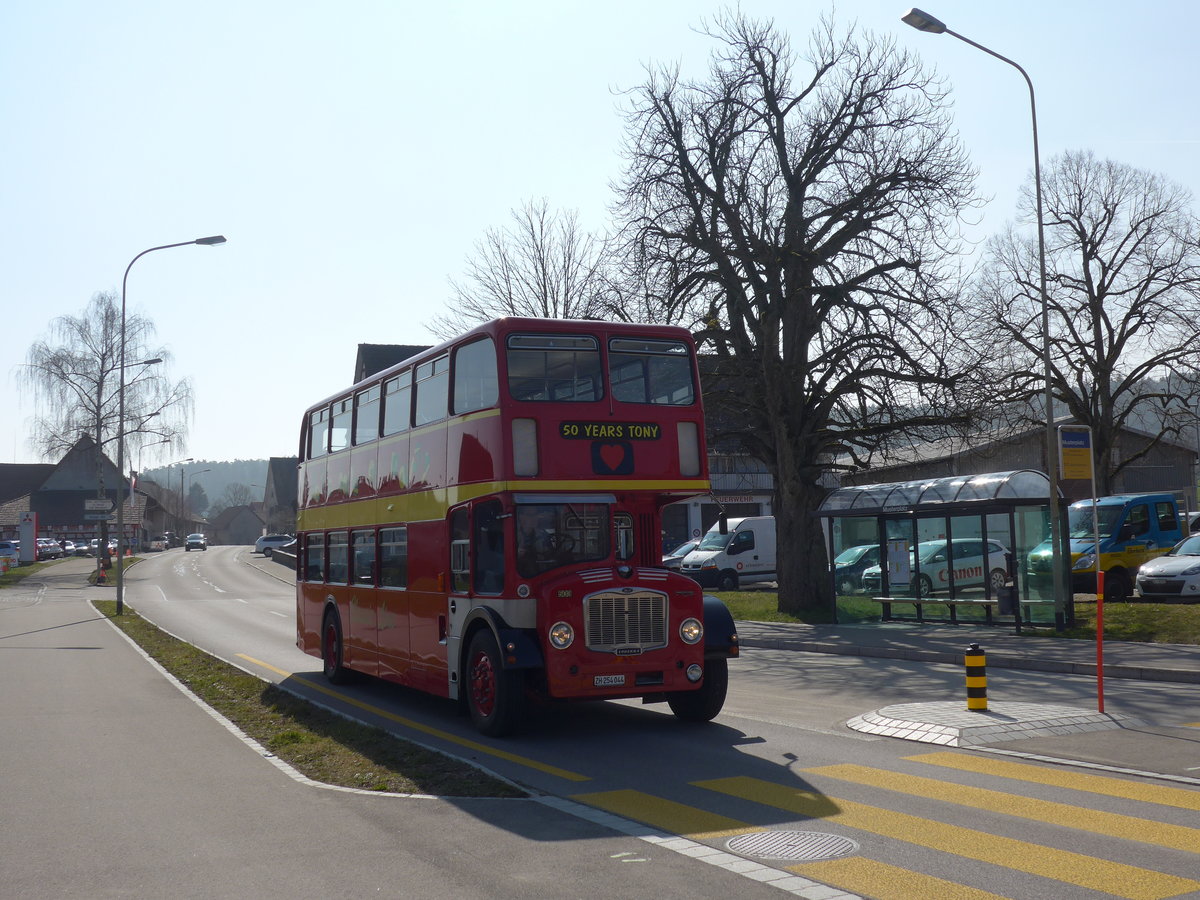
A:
[115, 235, 226, 614]
[901, 9, 1065, 618]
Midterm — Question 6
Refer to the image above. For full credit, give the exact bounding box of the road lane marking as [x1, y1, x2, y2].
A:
[696, 776, 1200, 900]
[806, 763, 1200, 853]
[236, 654, 590, 783]
[907, 751, 1200, 811]
[792, 857, 1009, 900]
[568, 788, 751, 837]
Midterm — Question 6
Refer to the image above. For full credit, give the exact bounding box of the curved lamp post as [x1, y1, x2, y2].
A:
[115, 236, 226, 614]
[900, 9, 1064, 620]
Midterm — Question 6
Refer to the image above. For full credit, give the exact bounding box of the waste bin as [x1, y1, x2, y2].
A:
[996, 584, 1017, 617]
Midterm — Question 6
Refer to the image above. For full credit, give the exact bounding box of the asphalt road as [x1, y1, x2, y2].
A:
[113, 548, 1200, 899]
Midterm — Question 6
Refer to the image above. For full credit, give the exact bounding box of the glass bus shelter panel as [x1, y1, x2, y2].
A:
[1016, 506, 1055, 610]
[830, 516, 882, 596]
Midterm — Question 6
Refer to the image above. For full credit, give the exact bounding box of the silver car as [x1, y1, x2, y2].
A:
[1135, 534, 1200, 601]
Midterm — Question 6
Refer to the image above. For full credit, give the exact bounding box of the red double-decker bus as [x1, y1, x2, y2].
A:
[295, 317, 738, 735]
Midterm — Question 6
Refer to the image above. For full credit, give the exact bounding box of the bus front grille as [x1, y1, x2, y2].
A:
[583, 591, 668, 653]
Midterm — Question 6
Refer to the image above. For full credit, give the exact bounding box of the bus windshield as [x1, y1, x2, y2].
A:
[515, 502, 610, 577]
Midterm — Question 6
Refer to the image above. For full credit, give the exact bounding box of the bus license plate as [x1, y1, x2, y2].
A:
[594, 674, 626, 687]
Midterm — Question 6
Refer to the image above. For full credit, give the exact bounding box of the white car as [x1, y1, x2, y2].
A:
[1135, 534, 1200, 601]
[254, 534, 294, 557]
[860, 538, 1010, 597]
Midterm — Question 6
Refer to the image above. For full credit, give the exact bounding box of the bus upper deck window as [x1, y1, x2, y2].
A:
[506, 334, 602, 402]
[609, 338, 695, 406]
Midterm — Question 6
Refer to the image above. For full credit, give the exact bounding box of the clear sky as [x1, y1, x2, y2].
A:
[3, 0, 1197, 467]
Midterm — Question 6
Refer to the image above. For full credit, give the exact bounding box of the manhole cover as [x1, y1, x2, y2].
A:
[726, 830, 860, 862]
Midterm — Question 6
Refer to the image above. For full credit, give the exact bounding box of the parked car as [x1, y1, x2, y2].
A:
[36, 538, 64, 560]
[833, 543, 882, 594]
[1135, 534, 1200, 601]
[861, 538, 1010, 597]
[254, 533, 294, 556]
[59, 539, 76, 556]
[661, 539, 700, 572]
[148, 535, 169, 552]
[185, 533, 207, 551]
[0, 540, 20, 568]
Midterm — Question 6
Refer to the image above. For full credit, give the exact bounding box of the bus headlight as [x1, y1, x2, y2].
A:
[686, 664, 703, 682]
[548, 621, 574, 649]
[679, 617, 703, 644]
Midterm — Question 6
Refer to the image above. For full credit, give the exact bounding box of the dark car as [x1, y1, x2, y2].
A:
[184, 533, 207, 552]
[833, 543, 882, 595]
[662, 539, 700, 572]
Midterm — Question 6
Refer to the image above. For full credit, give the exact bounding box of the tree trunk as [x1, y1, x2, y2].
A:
[774, 476, 832, 616]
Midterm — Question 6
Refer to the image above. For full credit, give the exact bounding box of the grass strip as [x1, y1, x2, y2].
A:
[92, 600, 525, 798]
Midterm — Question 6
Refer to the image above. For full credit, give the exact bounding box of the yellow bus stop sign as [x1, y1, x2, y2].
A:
[1059, 427, 1094, 481]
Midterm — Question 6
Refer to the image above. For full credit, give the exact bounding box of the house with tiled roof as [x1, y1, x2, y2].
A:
[0, 435, 179, 548]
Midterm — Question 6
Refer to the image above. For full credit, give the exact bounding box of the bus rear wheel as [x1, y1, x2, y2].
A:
[322, 609, 354, 684]
[465, 630, 524, 737]
[667, 658, 728, 723]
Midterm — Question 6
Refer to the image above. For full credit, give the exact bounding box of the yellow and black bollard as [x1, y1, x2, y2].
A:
[965, 642, 987, 711]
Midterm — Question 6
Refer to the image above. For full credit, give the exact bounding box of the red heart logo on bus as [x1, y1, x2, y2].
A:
[600, 444, 627, 470]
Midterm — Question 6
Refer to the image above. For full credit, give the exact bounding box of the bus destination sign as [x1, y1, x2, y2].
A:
[559, 422, 662, 440]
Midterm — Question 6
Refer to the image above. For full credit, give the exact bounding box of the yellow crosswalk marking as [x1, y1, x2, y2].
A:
[792, 857, 1010, 900]
[696, 776, 1200, 900]
[806, 763, 1200, 853]
[570, 789, 750, 837]
[907, 751, 1200, 812]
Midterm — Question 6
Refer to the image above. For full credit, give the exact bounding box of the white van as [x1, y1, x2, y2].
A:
[679, 516, 776, 590]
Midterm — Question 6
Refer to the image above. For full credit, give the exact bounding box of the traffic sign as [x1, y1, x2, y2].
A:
[83, 512, 115, 521]
[85, 498, 114, 511]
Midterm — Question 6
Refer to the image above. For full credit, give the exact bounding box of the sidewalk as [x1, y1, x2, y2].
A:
[3, 557, 789, 899]
[738, 618, 1200, 784]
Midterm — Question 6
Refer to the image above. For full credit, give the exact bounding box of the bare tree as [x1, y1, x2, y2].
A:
[207, 482, 255, 521]
[19, 291, 193, 463]
[972, 150, 1200, 493]
[614, 12, 982, 614]
[427, 199, 617, 338]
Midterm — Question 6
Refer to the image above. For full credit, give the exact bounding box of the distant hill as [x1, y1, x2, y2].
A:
[140, 459, 269, 511]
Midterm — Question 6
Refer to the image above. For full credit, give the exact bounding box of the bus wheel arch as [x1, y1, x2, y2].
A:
[464, 628, 525, 737]
[667, 658, 728, 723]
[321, 603, 354, 685]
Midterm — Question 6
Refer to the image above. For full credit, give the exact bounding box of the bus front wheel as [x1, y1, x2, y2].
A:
[667, 658, 728, 723]
[322, 609, 354, 684]
[465, 629, 524, 737]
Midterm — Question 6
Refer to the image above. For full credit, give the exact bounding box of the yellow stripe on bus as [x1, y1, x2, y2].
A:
[237, 655, 590, 783]
[695, 776, 1200, 900]
[296, 478, 712, 530]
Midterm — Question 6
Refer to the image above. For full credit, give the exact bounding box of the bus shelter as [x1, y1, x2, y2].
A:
[818, 470, 1070, 628]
